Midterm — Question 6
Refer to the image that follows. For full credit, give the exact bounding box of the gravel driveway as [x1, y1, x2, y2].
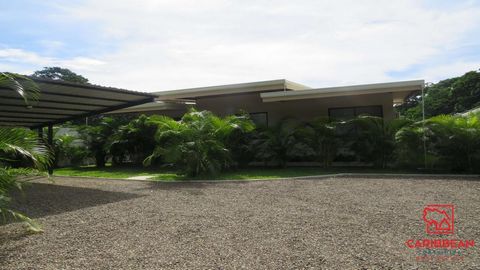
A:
[1, 175, 479, 269]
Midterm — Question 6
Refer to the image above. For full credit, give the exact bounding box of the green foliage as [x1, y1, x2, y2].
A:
[424, 114, 480, 172]
[0, 72, 40, 105]
[32, 67, 89, 84]
[109, 115, 158, 165]
[145, 109, 255, 177]
[52, 131, 88, 167]
[451, 71, 480, 112]
[347, 116, 412, 168]
[252, 118, 315, 167]
[0, 168, 45, 232]
[306, 118, 339, 167]
[396, 69, 480, 119]
[396, 114, 480, 172]
[395, 123, 427, 168]
[0, 128, 51, 170]
[0, 73, 49, 232]
[0, 128, 51, 232]
[77, 117, 128, 168]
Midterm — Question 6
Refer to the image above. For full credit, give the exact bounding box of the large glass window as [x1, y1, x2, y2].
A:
[328, 105, 382, 120]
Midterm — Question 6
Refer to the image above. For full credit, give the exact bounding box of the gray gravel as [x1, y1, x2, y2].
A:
[1, 175, 479, 269]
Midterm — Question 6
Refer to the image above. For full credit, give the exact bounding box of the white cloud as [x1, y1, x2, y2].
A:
[3, 0, 480, 91]
[419, 61, 480, 83]
[0, 48, 105, 74]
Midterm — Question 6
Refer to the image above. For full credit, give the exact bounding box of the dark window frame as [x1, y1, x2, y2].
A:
[328, 105, 383, 119]
[249, 112, 269, 127]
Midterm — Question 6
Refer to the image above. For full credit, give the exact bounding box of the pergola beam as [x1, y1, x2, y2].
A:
[47, 124, 53, 175]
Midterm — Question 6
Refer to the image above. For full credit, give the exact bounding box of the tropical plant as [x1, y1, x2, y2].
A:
[305, 117, 339, 167]
[0, 72, 51, 232]
[109, 115, 158, 165]
[346, 116, 412, 168]
[396, 114, 480, 172]
[77, 116, 128, 168]
[424, 114, 480, 172]
[395, 123, 428, 169]
[52, 131, 88, 167]
[252, 118, 315, 167]
[145, 109, 255, 177]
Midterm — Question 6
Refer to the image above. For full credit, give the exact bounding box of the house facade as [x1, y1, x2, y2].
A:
[111, 79, 424, 125]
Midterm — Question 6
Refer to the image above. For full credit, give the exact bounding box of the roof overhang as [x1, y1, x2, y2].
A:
[155, 79, 310, 100]
[260, 80, 425, 103]
[0, 78, 156, 128]
[107, 100, 190, 114]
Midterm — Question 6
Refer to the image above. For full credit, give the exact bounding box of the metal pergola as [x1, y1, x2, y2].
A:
[0, 77, 156, 174]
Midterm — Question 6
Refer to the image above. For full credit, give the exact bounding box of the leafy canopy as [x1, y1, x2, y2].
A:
[32, 67, 89, 84]
[396, 69, 480, 120]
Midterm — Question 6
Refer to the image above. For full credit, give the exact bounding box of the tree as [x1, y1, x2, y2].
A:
[32, 67, 89, 84]
[451, 71, 480, 113]
[0, 72, 51, 232]
[396, 69, 480, 120]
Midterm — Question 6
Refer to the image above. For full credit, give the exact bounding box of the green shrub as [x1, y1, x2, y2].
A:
[396, 114, 480, 172]
[109, 115, 158, 165]
[145, 109, 255, 177]
[346, 116, 412, 168]
[77, 117, 128, 168]
[251, 118, 315, 167]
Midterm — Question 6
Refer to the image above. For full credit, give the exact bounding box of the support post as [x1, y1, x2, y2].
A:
[47, 124, 53, 175]
[422, 85, 427, 170]
[37, 127, 43, 140]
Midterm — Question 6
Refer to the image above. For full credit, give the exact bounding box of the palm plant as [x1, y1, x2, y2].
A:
[252, 118, 315, 167]
[396, 114, 480, 172]
[145, 109, 255, 177]
[78, 117, 127, 167]
[423, 114, 480, 172]
[0, 72, 51, 232]
[109, 115, 158, 165]
[395, 123, 428, 169]
[52, 131, 88, 167]
[347, 116, 412, 168]
[305, 117, 339, 167]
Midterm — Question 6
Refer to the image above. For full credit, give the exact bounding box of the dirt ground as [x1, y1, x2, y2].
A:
[1, 175, 479, 269]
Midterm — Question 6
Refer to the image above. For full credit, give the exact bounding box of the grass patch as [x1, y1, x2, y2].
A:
[54, 165, 177, 179]
[54, 165, 422, 181]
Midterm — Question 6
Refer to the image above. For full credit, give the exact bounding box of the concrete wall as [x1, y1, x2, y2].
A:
[195, 92, 394, 125]
[129, 92, 395, 124]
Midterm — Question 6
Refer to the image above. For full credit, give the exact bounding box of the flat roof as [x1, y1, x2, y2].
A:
[109, 78, 425, 114]
[0, 78, 156, 128]
[155, 79, 310, 100]
[260, 80, 425, 102]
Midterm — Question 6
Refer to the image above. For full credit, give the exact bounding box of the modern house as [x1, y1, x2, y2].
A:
[111, 79, 425, 125]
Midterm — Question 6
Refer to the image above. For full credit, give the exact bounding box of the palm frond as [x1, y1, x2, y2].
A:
[0, 72, 40, 104]
[0, 128, 52, 170]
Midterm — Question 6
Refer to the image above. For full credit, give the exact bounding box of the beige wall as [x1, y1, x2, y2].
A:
[195, 92, 394, 124]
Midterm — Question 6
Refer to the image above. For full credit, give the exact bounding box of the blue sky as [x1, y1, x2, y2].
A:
[1, 0, 479, 92]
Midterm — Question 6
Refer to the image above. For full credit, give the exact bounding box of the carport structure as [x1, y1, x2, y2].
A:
[0, 77, 156, 173]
